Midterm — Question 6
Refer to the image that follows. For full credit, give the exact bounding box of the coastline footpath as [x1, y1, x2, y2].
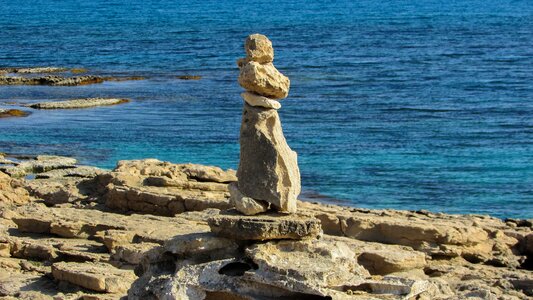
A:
[0, 153, 531, 299]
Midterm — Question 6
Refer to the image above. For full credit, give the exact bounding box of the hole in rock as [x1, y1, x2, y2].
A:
[461, 253, 485, 264]
[343, 283, 373, 293]
[205, 291, 250, 300]
[423, 267, 443, 277]
[218, 261, 256, 276]
[278, 294, 332, 300]
[521, 255, 533, 271]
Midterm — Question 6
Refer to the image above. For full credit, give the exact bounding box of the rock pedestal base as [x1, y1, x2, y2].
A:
[207, 210, 322, 241]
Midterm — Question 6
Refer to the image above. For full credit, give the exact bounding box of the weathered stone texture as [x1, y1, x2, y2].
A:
[208, 211, 321, 241]
[228, 182, 269, 216]
[238, 61, 290, 99]
[245, 33, 274, 63]
[237, 104, 300, 212]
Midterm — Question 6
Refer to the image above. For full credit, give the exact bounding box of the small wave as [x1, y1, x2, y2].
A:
[381, 107, 458, 113]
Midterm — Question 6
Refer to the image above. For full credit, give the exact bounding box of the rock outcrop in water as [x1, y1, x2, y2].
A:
[0, 109, 30, 118]
[0, 67, 68, 74]
[27, 98, 130, 109]
[234, 33, 300, 214]
[0, 154, 531, 299]
[0, 66, 145, 86]
[0, 75, 105, 86]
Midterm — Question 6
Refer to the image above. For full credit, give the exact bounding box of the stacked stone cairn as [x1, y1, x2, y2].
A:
[207, 34, 320, 242]
[233, 33, 300, 215]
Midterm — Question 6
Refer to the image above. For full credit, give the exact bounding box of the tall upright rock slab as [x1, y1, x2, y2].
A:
[237, 104, 300, 213]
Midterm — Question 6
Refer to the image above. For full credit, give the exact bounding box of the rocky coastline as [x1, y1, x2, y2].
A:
[0, 153, 531, 299]
[1, 39, 532, 299]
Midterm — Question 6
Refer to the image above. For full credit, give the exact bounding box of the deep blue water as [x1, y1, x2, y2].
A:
[1, 0, 532, 218]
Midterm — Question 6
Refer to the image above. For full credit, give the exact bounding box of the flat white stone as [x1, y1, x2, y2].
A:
[241, 92, 281, 110]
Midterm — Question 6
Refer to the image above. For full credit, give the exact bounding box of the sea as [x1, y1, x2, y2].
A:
[0, 0, 532, 218]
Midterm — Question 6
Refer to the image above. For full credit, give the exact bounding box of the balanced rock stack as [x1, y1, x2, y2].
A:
[233, 34, 300, 215]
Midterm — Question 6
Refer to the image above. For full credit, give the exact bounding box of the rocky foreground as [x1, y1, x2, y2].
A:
[0, 154, 531, 299]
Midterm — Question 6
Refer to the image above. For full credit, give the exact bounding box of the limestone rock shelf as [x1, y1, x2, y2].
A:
[0, 75, 105, 86]
[0, 66, 145, 86]
[0, 38, 531, 299]
[0, 153, 530, 299]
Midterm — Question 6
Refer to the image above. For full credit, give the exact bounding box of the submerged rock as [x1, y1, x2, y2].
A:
[6, 67, 68, 74]
[70, 68, 88, 74]
[176, 75, 202, 80]
[0, 109, 30, 118]
[0, 73, 144, 86]
[237, 104, 300, 213]
[28, 98, 129, 109]
[0, 75, 105, 86]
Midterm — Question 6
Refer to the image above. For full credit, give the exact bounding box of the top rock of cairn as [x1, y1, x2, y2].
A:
[245, 34, 274, 63]
[230, 34, 301, 215]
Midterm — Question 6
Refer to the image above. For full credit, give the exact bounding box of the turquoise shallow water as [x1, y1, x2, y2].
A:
[0, 0, 532, 218]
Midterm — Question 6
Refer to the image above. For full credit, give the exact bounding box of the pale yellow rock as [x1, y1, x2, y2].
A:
[112, 242, 160, 264]
[238, 104, 300, 212]
[245, 34, 274, 63]
[228, 182, 269, 215]
[238, 61, 290, 99]
[2, 158, 530, 299]
[13, 203, 212, 244]
[0, 171, 30, 205]
[101, 230, 136, 251]
[0, 242, 10, 257]
[51, 261, 136, 293]
[113, 159, 237, 183]
[240, 91, 281, 109]
[98, 159, 235, 216]
[358, 248, 427, 275]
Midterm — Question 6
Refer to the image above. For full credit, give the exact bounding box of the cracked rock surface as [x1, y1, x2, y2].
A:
[0, 154, 530, 299]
